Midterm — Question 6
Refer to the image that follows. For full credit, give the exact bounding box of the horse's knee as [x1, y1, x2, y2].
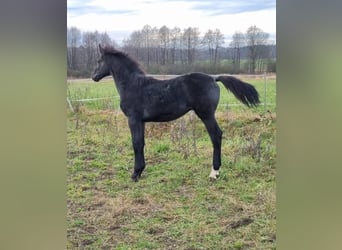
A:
[132, 139, 144, 151]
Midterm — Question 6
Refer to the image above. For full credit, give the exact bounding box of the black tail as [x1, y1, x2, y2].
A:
[216, 76, 260, 107]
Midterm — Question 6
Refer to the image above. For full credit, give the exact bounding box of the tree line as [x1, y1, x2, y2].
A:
[67, 25, 275, 78]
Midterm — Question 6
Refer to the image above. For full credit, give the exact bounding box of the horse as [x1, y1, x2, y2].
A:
[92, 44, 260, 181]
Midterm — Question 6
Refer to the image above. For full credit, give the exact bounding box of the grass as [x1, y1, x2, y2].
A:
[67, 75, 276, 249]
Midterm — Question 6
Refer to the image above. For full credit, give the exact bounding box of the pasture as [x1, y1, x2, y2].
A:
[67, 75, 276, 249]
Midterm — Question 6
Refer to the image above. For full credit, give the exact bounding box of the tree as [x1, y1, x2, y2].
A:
[67, 27, 81, 70]
[149, 26, 159, 65]
[83, 31, 100, 73]
[170, 27, 181, 65]
[182, 27, 200, 65]
[158, 25, 170, 65]
[141, 25, 152, 66]
[245, 25, 269, 73]
[100, 32, 117, 47]
[202, 29, 215, 64]
[230, 31, 245, 72]
[212, 29, 225, 64]
[202, 29, 224, 65]
[122, 30, 144, 62]
[67, 28, 118, 77]
[66, 24, 276, 77]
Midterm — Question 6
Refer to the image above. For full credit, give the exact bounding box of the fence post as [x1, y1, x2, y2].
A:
[225, 103, 229, 127]
[264, 71, 267, 112]
[67, 97, 74, 113]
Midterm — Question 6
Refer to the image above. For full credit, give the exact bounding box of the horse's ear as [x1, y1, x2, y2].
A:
[99, 44, 104, 54]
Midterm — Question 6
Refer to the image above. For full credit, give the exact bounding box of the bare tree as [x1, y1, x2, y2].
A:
[182, 27, 200, 65]
[100, 32, 117, 47]
[67, 24, 276, 77]
[202, 29, 215, 64]
[202, 29, 224, 65]
[122, 30, 144, 62]
[245, 25, 269, 73]
[67, 28, 118, 77]
[83, 31, 101, 72]
[158, 25, 170, 65]
[67, 27, 81, 70]
[170, 27, 181, 65]
[141, 25, 152, 66]
[212, 29, 224, 64]
[230, 31, 245, 72]
[149, 26, 159, 65]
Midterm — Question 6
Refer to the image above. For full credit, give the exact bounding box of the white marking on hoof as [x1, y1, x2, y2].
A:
[209, 167, 219, 179]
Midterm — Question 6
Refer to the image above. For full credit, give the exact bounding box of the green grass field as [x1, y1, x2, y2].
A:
[67, 75, 276, 249]
[67, 76, 276, 113]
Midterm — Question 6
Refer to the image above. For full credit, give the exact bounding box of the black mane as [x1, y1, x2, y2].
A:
[102, 46, 145, 74]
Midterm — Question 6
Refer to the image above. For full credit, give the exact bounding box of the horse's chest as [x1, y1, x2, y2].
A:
[119, 101, 129, 115]
[120, 92, 142, 116]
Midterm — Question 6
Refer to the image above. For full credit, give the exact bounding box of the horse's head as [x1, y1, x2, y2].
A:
[92, 44, 111, 82]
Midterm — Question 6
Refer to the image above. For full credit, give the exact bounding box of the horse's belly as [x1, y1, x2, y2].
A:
[142, 104, 190, 122]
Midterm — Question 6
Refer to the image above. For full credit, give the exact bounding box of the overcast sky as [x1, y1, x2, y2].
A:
[67, 0, 276, 44]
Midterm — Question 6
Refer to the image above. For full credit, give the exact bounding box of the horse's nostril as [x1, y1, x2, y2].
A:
[92, 74, 98, 81]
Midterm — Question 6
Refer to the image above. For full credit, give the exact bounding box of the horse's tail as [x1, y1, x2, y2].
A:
[215, 76, 260, 107]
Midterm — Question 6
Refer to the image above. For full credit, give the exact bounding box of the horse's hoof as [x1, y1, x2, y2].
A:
[209, 175, 219, 180]
[131, 173, 139, 182]
[209, 168, 219, 179]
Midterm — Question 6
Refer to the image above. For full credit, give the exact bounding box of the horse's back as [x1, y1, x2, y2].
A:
[183, 72, 214, 82]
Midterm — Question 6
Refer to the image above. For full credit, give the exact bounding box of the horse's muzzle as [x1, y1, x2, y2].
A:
[92, 74, 100, 82]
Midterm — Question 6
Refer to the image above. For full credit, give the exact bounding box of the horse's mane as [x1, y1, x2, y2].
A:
[102, 46, 145, 74]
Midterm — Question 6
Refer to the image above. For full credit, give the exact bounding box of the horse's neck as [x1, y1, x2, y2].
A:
[111, 74, 125, 97]
[110, 68, 144, 97]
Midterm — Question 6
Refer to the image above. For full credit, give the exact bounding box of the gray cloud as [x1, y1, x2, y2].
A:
[68, 0, 275, 18]
[68, 2, 137, 17]
[167, 0, 275, 15]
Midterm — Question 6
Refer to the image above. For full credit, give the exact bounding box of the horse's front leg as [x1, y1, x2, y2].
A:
[128, 117, 145, 181]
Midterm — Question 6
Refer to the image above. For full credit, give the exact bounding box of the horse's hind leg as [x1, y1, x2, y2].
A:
[197, 113, 222, 179]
